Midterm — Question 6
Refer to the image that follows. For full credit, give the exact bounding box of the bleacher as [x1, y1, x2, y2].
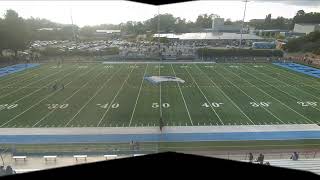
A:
[267, 159, 320, 175]
[241, 159, 320, 175]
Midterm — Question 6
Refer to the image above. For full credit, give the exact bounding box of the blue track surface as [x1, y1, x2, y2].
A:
[0, 64, 40, 77]
[273, 62, 320, 78]
[1, 131, 320, 144]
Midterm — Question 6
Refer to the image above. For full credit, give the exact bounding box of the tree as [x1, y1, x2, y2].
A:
[291, 10, 320, 29]
[174, 17, 189, 33]
[195, 14, 218, 29]
[265, 14, 272, 24]
[249, 15, 292, 30]
[285, 31, 320, 53]
[275, 34, 285, 40]
[79, 26, 96, 38]
[297, 10, 305, 17]
[224, 19, 233, 25]
[0, 17, 5, 56]
[2, 10, 31, 57]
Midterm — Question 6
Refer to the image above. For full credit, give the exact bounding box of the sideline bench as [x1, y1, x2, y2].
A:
[104, 155, 118, 160]
[12, 156, 27, 161]
[133, 154, 145, 157]
[74, 155, 87, 161]
[43, 155, 57, 162]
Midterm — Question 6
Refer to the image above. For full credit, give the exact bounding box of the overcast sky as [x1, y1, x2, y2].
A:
[0, 1, 319, 27]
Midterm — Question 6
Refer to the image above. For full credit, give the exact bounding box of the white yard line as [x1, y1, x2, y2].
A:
[129, 64, 148, 126]
[243, 65, 320, 113]
[97, 64, 136, 127]
[264, 65, 320, 92]
[65, 65, 123, 127]
[101, 61, 217, 64]
[32, 67, 104, 127]
[171, 64, 193, 125]
[226, 66, 315, 124]
[257, 66, 320, 101]
[194, 64, 254, 125]
[214, 66, 285, 124]
[0, 67, 66, 100]
[159, 63, 162, 118]
[184, 67, 224, 125]
[0, 66, 95, 127]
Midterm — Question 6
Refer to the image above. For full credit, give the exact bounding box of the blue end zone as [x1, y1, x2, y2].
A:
[0, 64, 40, 78]
[1, 131, 320, 144]
[273, 62, 320, 78]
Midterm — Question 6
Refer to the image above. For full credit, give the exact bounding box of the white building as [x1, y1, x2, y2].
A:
[94, 30, 121, 36]
[37, 28, 62, 31]
[293, 23, 320, 34]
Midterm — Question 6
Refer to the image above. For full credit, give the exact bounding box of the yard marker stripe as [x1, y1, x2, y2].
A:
[97, 64, 136, 126]
[195, 64, 254, 125]
[0, 66, 96, 127]
[171, 64, 193, 125]
[129, 64, 148, 126]
[233, 66, 315, 124]
[244, 65, 320, 113]
[32, 66, 105, 127]
[214, 65, 284, 124]
[256, 66, 320, 101]
[65, 65, 124, 127]
[184, 67, 224, 125]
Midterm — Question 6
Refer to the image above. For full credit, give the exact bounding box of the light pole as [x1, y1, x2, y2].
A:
[157, 6, 161, 61]
[239, 0, 249, 49]
[70, 8, 76, 44]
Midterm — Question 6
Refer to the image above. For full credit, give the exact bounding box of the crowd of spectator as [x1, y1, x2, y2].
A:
[0, 166, 15, 176]
[248, 152, 300, 165]
[287, 54, 320, 66]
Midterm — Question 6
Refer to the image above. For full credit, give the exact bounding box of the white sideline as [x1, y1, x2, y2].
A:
[102, 61, 217, 64]
[0, 124, 319, 135]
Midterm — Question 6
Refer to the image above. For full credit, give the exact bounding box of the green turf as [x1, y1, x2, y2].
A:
[0, 62, 319, 127]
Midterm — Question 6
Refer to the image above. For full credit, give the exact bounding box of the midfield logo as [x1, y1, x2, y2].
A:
[144, 76, 185, 84]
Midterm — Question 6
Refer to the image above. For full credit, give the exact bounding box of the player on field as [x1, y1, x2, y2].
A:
[159, 117, 164, 132]
[52, 81, 58, 91]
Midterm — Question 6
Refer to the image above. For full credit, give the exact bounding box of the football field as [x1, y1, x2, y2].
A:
[0, 62, 320, 128]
